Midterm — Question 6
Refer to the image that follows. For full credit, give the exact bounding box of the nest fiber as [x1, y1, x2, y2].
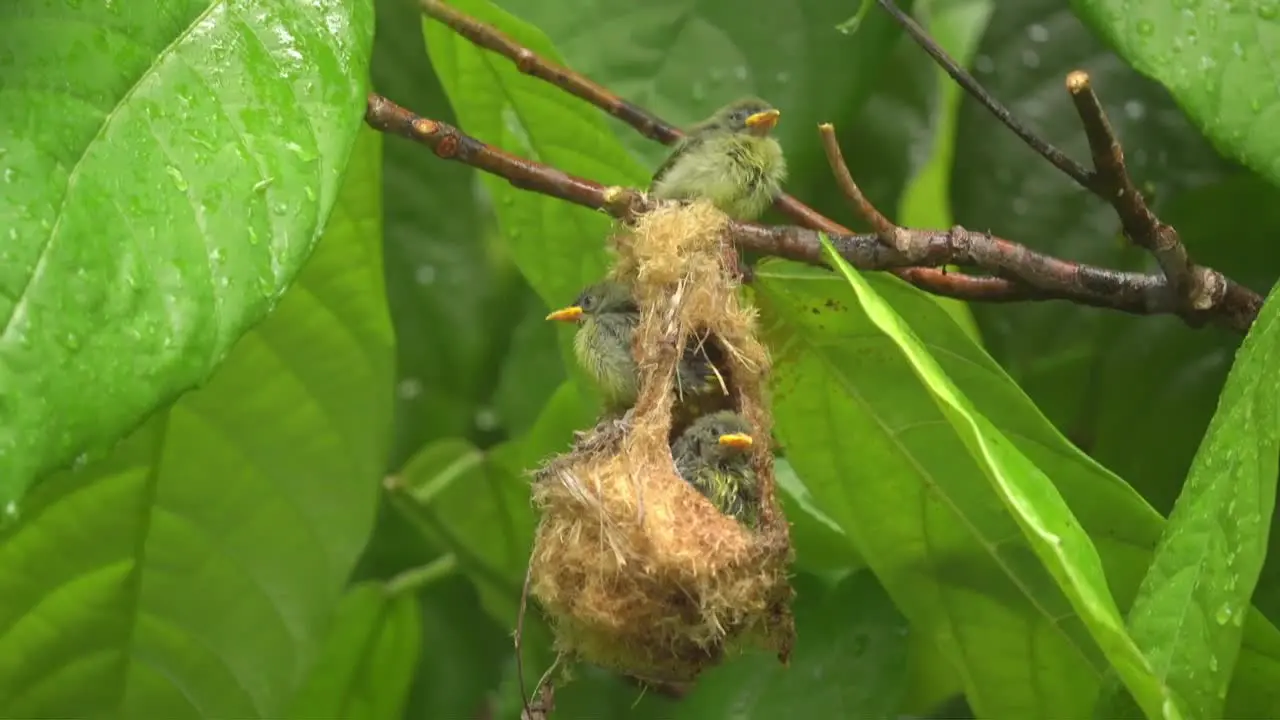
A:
[529, 200, 795, 684]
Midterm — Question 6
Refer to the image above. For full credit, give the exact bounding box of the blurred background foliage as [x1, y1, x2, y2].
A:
[4, 0, 1280, 717]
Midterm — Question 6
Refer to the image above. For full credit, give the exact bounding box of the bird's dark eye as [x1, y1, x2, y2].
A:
[578, 293, 593, 310]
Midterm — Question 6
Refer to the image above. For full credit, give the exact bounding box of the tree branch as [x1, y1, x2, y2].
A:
[874, 1, 1227, 315]
[418, 0, 1025, 303]
[366, 94, 1260, 331]
[1065, 71, 1218, 311]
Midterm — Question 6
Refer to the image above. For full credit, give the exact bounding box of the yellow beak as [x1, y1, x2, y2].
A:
[718, 432, 754, 450]
[744, 109, 780, 132]
[545, 306, 584, 323]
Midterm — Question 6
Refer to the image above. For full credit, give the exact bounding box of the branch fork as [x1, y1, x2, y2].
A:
[370, 0, 1263, 335]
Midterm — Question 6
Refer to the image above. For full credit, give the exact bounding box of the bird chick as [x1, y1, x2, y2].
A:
[672, 410, 760, 527]
[649, 97, 788, 221]
[546, 280, 726, 412]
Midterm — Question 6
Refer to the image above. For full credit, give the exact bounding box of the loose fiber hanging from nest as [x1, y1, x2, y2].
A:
[528, 199, 796, 685]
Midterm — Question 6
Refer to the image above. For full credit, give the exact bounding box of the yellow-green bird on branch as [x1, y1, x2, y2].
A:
[672, 410, 760, 527]
[546, 280, 726, 412]
[649, 97, 788, 221]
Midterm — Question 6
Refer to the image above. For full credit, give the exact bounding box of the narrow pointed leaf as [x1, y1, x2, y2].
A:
[1098, 279, 1280, 718]
[813, 234, 1175, 719]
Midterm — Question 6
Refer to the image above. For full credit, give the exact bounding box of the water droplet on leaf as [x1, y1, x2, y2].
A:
[1215, 603, 1234, 625]
[166, 165, 187, 191]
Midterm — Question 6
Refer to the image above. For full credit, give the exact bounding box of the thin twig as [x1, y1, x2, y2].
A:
[817, 123, 903, 249]
[1065, 71, 1217, 310]
[366, 94, 1261, 331]
[421, 0, 677, 144]
[874, 0, 1094, 190]
[515, 553, 536, 720]
[419, 0, 1021, 301]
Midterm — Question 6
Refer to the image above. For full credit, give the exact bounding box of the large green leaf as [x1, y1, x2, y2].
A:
[675, 570, 910, 718]
[816, 234, 1176, 719]
[1071, 0, 1280, 188]
[0, 128, 393, 717]
[288, 581, 422, 720]
[423, 0, 650, 309]
[949, 0, 1235, 443]
[775, 457, 865, 577]
[1098, 279, 1280, 718]
[0, 0, 375, 504]
[753, 259, 1280, 717]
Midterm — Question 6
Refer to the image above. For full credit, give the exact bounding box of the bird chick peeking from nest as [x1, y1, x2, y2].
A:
[672, 410, 760, 528]
[546, 280, 730, 416]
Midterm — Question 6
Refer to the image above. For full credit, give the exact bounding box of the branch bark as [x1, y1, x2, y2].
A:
[367, 94, 1261, 331]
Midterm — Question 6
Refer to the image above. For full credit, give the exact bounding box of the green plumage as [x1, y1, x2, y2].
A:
[673, 410, 760, 527]
[650, 97, 788, 221]
[556, 281, 724, 412]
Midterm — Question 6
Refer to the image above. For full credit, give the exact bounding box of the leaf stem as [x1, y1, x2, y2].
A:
[385, 554, 459, 597]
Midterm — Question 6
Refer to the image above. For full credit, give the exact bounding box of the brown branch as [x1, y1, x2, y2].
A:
[419, 0, 1023, 303]
[421, 0, 677, 144]
[818, 123, 903, 249]
[1065, 71, 1218, 311]
[366, 94, 1261, 331]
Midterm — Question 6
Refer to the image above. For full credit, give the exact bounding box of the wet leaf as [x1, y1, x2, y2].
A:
[0, 0, 375, 503]
[1096, 278, 1280, 718]
[1072, 0, 1280, 187]
[815, 234, 1177, 719]
[0, 128, 393, 717]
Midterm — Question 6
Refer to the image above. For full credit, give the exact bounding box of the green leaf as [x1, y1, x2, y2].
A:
[0, 0, 375, 504]
[1071, 0, 1280, 187]
[0, 127, 393, 717]
[408, 575, 512, 719]
[674, 570, 910, 718]
[1096, 279, 1280, 718]
[424, 0, 650, 309]
[754, 260, 1162, 717]
[949, 0, 1234, 441]
[812, 234, 1177, 719]
[288, 582, 422, 720]
[388, 437, 529, 623]
[775, 457, 865, 577]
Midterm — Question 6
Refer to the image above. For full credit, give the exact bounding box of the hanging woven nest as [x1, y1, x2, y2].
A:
[527, 199, 795, 685]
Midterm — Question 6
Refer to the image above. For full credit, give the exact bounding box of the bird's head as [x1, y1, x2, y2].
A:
[545, 280, 638, 324]
[708, 97, 781, 138]
[688, 410, 755, 465]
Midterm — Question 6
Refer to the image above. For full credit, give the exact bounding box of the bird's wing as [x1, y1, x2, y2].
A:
[649, 134, 699, 189]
